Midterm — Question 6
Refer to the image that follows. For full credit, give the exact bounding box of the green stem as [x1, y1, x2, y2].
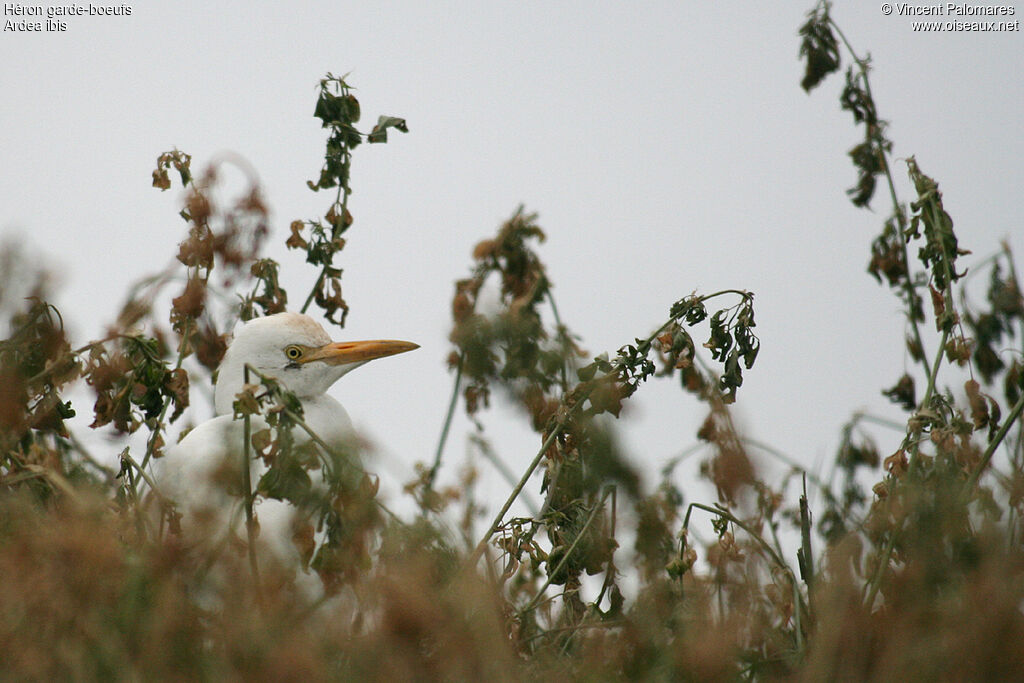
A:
[684, 503, 793, 580]
[592, 486, 618, 609]
[684, 501, 808, 646]
[464, 294, 747, 569]
[121, 449, 168, 503]
[799, 474, 815, 591]
[118, 450, 160, 539]
[544, 284, 573, 394]
[301, 164, 349, 315]
[740, 437, 831, 499]
[829, 16, 930, 378]
[863, 531, 896, 608]
[241, 365, 262, 590]
[908, 198, 960, 471]
[962, 392, 1024, 498]
[141, 314, 192, 472]
[851, 410, 908, 432]
[244, 365, 405, 525]
[520, 619, 624, 646]
[1004, 243, 1024, 345]
[519, 486, 612, 616]
[472, 436, 540, 517]
[466, 398, 586, 568]
[907, 327, 950, 473]
[25, 336, 117, 388]
[426, 353, 463, 493]
[66, 429, 116, 483]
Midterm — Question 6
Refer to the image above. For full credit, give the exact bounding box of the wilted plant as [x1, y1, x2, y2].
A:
[1, 9, 1022, 681]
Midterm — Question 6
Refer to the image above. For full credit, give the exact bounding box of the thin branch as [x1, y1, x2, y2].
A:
[684, 503, 794, 581]
[301, 167, 348, 314]
[962, 392, 1024, 497]
[466, 399, 585, 568]
[244, 364, 406, 525]
[472, 435, 539, 517]
[66, 429, 117, 483]
[519, 486, 613, 616]
[863, 532, 897, 609]
[120, 449, 168, 503]
[685, 501, 809, 649]
[426, 352, 463, 492]
[828, 16, 930, 379]
[141, 316, 192, 472]
[241, 365, 262, 592]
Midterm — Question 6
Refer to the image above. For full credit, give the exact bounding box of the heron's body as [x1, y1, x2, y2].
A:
[155, 312, 417, 583]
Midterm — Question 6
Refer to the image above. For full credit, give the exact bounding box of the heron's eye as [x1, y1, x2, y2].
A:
[284, 345, 303, 360]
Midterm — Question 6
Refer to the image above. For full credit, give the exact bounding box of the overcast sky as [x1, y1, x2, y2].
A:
[2, 2, 1021, 519]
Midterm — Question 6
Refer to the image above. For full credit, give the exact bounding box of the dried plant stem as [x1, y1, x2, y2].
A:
[426, 352, 463, 493]
[241, 365, 262, 592]
[684, 503, 794, 584]
[141, 316, 192, 472]
[472, 436, 540, 517]
[243, 364, 404, 524]
[963, 392, 1024, 497]
[520, 486, 613, 617]
[829, 16, 930, 378]
[301, 171, 348, 315]
[685, 501, 808, 646]
[466, 399, 586, 568]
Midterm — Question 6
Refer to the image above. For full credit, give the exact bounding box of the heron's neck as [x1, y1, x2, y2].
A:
[295, 394, 356, 450]
[213, 359, 249, 416]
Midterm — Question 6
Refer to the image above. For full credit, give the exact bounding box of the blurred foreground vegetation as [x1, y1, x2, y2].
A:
[3, 4, 1024, 680]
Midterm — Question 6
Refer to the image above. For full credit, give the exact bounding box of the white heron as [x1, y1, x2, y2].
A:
[155, 312, 417, 581]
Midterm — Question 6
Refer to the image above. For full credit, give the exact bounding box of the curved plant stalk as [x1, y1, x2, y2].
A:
[467, 289, 758, 565]
[963, 392, 1024, 498]
[427, 281, 576, 501]
[426, 352, 463, 493]
[826, 13, 930, 378]
[683, 503, 796, 589]
[141, 316, 192, 473]
[242, 364, 404, 524]
[241, 364, 262, 592]
[519, 485, 613, 617]
[683, 501, 809, 650]
[471, 435, 540, 518]
[466, 400, 585, 568]
[300, 178, 348, 316]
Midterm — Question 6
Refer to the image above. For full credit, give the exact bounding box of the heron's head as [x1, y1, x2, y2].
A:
[213, 312, 418, 415]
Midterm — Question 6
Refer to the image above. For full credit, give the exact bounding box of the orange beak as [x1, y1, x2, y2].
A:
[301, 339, 419, 366]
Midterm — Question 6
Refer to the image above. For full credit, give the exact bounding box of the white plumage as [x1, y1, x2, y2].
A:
[156, 312, 417, 578]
